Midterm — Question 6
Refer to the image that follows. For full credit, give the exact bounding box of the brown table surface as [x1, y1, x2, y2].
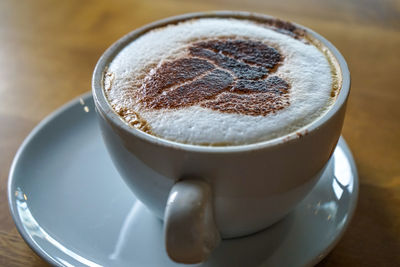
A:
[1, 0, 399, 266]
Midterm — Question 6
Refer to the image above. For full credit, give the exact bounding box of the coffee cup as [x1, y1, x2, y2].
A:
[92, 11, 350, 264]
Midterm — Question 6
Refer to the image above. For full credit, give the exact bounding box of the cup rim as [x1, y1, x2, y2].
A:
[92, 11, 350, 153]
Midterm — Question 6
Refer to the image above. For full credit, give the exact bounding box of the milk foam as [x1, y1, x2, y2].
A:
[105, 18, 339, 145]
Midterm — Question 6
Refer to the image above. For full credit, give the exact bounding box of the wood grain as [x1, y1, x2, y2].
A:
[0, 230, 46, 267]
[0, 0, 399, 266]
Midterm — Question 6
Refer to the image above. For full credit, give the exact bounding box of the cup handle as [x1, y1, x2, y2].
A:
[164, 179, 221, 264]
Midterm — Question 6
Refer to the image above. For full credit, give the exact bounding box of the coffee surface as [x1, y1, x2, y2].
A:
[104, 18, 340, 145]
[140, 39, 290, 116]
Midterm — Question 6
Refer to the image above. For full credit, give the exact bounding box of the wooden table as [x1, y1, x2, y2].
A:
[0, 0, 399, 266]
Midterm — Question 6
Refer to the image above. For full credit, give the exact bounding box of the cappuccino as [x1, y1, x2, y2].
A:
[103, 17, 341, 145]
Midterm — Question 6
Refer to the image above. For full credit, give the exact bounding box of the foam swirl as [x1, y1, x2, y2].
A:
[140, 39, 290, 116]
[104, 18, 339, 145]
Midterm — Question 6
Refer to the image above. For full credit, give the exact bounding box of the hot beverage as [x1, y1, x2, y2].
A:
[103, 17, 341, 145]
[93, 12, 350, 264]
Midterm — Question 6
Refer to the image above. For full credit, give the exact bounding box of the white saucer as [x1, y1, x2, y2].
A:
[8, 93, 358, 267]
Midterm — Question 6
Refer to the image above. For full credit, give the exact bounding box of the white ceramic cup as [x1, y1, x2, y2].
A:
[92, 11, 350, 264]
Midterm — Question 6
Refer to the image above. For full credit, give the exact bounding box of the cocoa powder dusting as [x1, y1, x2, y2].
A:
[138, 39, 290, 116]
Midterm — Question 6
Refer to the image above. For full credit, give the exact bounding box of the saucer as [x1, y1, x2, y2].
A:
[8, 93, 358, 267]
